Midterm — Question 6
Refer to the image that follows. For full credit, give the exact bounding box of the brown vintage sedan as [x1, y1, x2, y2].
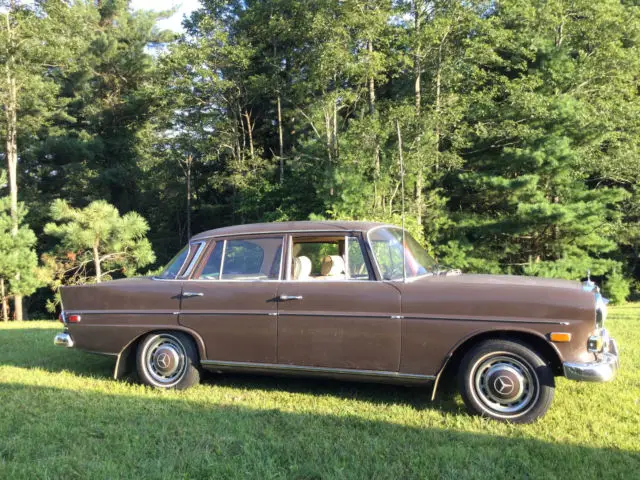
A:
[54, 221, 618, 423]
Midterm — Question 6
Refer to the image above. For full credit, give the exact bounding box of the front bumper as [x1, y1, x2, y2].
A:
[563, 337, 619, 382]
[54, 332, 74, 348]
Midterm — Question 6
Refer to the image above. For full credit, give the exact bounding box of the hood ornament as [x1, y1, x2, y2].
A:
[583, 269, 598, 292]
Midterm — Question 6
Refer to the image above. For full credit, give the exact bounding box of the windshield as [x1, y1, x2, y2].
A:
[157, 245, 189, 279]
[368, 227, 437, 280]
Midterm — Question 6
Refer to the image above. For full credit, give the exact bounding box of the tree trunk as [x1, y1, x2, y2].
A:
[1, 279, 8, 322]
[395, 120, 406, 230]
[368, 39, 375, 115]
[413, 1, 423, 226]
[415, 172, 423, 226]
[556, 18, 565, 48]
[324, 107, 332, 164]
[277, 94, 284, 184]
[368, 37, 381, 209]
[93, 241, 102, 283]
[244, 110, 254, 159]
[435, 41, 443, 174]
[374, 143, 381, 209]
[333, 98, 338, 160]
[186, 156, 192, 240]
[237, 104, 246, 162]
[178, 155, 193, 241]
[4, 11, 22, 320]
[413, 1, 422, 113]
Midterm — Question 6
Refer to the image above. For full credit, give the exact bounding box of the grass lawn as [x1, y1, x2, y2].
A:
[1, 306, 639, 479]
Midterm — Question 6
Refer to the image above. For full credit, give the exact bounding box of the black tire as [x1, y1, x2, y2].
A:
[136, 332, 201, 390]
[458, 339, 554, 423]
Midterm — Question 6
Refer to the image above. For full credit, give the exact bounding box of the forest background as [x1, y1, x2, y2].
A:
[1, 0, 639, 319]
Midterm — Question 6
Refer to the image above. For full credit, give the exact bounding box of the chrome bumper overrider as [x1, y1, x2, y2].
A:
[54, 332, 74, 348]
[563, 337, 619, 382]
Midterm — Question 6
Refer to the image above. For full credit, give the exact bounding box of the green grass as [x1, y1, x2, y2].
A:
[1, 307, 639, 480]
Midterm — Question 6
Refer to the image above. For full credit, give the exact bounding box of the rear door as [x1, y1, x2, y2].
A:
[276, 233, 401, 371]
[179, 235, 283, 364]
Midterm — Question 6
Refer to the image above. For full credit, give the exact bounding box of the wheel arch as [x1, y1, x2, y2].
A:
[113, 326, 206, 380]
[431, 328, 563, 401]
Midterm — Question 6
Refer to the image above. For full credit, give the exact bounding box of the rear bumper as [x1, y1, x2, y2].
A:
[54, 332, 74, 348]
[563, 337, 619, 382]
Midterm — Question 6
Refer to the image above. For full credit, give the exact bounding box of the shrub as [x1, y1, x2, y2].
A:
[603, 271, 631, 305]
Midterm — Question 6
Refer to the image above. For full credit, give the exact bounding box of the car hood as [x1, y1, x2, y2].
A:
[399, 273, 594, 325]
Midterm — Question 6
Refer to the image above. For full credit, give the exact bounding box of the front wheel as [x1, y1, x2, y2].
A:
[458, 339, 554, 423]
[136, 332, 201, 390]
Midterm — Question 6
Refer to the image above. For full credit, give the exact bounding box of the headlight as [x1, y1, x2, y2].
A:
[588, 328, 611, 354]
[587, 335, 604, 353]
[595, 292, 608, 329]
[582, 271, 608, 329]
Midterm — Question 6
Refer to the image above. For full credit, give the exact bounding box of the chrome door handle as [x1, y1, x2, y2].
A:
[278, 295, 303, 301]
[182, 292, 204, 298]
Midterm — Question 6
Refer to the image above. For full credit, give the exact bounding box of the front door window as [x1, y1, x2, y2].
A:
[290, 235, 372, 281]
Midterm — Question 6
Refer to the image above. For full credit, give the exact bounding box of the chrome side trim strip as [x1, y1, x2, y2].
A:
[279, 312, 569, 325]
[278, 312, 393, 319]
[219, 239, 227, 278]
[403, 315, 571, 326]
[200, 359, 436, 380]
[179, 311, 276, 316]
[63, 309, 570, 325]
[68, 310, 276, 317]
[63, 310, 178, 315]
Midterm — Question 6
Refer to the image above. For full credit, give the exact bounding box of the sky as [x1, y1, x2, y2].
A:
[130, 0, 202, 32]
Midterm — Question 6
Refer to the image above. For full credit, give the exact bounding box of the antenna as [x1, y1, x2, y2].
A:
[395, 119, 407, 283]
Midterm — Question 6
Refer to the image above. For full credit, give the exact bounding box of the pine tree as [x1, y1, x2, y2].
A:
[43, 199, 156, 311]
[0, 170, 41, 321]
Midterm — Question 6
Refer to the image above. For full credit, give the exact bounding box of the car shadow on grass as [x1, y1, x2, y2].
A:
[0, 326, 461, 415]
[207, 371, 461, 413]
[0, 381, 638, 479]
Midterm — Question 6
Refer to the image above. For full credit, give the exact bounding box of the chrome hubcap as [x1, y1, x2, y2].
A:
[144, 335, 187, 386]
[472, 354, 538, 416]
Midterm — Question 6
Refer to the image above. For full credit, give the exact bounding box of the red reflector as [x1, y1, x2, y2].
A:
[68, 314, 81, 323]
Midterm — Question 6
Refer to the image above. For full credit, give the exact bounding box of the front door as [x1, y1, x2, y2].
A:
[277, 234, 401, 371]
[179, 235, 284, 363]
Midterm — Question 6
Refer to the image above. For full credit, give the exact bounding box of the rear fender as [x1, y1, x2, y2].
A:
[113, 326, 207, 380]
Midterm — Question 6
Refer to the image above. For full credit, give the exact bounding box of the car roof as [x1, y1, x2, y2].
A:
[191, 221, 393, 241]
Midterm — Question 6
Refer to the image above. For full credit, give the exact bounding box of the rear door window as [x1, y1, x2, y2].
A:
[196, 237, 283, 281]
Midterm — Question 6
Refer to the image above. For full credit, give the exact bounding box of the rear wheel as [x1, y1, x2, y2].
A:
[136, 332, 200, 390]
[458, 339, 554, 423]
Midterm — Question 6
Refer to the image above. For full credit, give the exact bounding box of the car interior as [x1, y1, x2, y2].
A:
[290, 236, 370, 281]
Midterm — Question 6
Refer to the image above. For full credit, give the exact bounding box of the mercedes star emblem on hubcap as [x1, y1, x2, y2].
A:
[156, 352, 170, 369]
[494, 375, 515, 395]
